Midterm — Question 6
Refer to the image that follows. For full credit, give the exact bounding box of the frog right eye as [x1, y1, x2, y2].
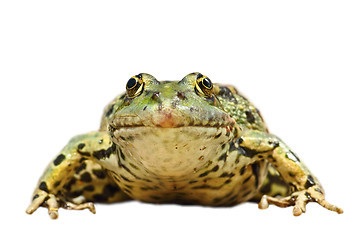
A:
[195, 73, 213, 98]
[126, 74, 144, 98]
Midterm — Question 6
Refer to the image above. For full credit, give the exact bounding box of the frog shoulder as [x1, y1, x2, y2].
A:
[213, 84, 268, 132]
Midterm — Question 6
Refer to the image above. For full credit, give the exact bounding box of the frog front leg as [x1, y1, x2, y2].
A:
[26, 131, 128, 219]
[239, 130, 343, 216]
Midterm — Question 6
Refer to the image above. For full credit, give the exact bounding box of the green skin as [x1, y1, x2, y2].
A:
[26, 72, 343, 219]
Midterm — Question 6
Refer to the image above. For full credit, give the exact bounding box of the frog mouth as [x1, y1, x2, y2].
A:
[110, 109, 236, 129]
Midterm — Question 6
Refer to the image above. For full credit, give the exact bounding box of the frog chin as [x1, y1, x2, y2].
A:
[112, 126, 234, 178]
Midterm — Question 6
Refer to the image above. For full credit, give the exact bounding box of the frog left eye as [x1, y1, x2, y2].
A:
[195, 74, 213, 97]
[126, 74, 144, 98]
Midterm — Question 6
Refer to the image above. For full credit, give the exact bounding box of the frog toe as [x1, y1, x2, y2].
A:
[64, 201, 96, 214]
[306, 186, 343, 214]
[258, 186, 343, 216]
[26, 191, 49, 215]
[26, 191, 60, 219]
[26, 190, 96, 219]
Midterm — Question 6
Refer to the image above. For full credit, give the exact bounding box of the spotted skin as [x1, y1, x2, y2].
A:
[26, 72, 343, 219]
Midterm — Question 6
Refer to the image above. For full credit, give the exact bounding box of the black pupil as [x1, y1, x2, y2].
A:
[202, 78, 212, 88]
[127, 78, 137, 89]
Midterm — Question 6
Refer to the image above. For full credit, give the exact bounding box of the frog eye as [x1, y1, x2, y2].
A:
[126, 74, 144, 98]
[195, 73, 213, 97]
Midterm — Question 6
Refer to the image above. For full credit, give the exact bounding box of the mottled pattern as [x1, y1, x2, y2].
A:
[26, 72, 343, 219]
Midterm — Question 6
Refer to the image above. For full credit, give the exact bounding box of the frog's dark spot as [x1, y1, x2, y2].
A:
[120, 174, 133, 182]
[93, 144, 116, 160]
[218, 152, 228, 162]
[39, 181, 49, 193]
[242, 175, 252, 184]
[118, 148, 126, 160]
[93, 194, 108, 202]
[32, 194, 39, 200]
[92, 169, 106, 179]
[198, 165, 219, 178]
[75, 162, 87, 174]
[120, 163, 142, 181]
[63, 177, 76, 191]
[143, 106, 147, 111]
[80, 172, 92, 182]
[124, 184, 133, 190]
[251, 162, 260, 188]
[122, 188, 131, 194]
[54, 181, 61, 188]
[304, 192, 312, 200]
[226, 194, 238, 204]
[103, 184, 120, 198]
[288, 172, 296, 177]
[240, 166, 247, 175]
[212, 196, 223, 204]
[217, 86, 238, 103]
[305, 175, 316, 189]
[315, 188, 323, 194]
[105, 104, 114, 117]
[192, 184, 213, 190]
[68, 190, 83, 198]
[242, 190, 252, 198]
[53, 154, 66, 166]
[219, 172, 235, 178]
[84, 185, 95, 192]
[245, 110, 256, 124]
[214, 132, 222, 139]
[224, 179, 231, 184]
[78, 149, 91, 157]
[79, 157, 87, 163]
[268, 140, 279, 148]
[151, 195, 162, 200]
[111, 172, 121, 183]
[189, 180, 198, 184]
[129, 162, 139, 170]
[177, 92, 186, 100]
[238, 146, 258, 158]
[77, 143, 86, 150]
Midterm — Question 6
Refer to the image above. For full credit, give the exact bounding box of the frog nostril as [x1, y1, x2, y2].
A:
[151, 92, 160, 100]
[177, 92, 186, 100]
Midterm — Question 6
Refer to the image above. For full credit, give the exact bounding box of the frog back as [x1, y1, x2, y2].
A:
[213, 84, 268, 132]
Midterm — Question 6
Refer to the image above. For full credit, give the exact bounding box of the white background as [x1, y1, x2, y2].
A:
[1, 0, 359, 239]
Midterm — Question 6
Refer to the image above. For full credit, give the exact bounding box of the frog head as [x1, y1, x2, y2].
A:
[108, 73, 239, 178]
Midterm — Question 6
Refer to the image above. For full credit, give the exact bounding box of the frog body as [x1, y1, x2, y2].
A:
[26, 73, 343, 218]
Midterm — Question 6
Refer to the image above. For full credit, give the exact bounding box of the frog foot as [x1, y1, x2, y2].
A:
[26, 191, 96, 219]
[258, 186, 343, 216]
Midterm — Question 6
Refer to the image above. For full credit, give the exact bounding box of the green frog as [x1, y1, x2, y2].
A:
[26, 72, 343, 219]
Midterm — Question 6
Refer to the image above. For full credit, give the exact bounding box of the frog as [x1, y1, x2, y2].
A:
[26, 72, 343, 219]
